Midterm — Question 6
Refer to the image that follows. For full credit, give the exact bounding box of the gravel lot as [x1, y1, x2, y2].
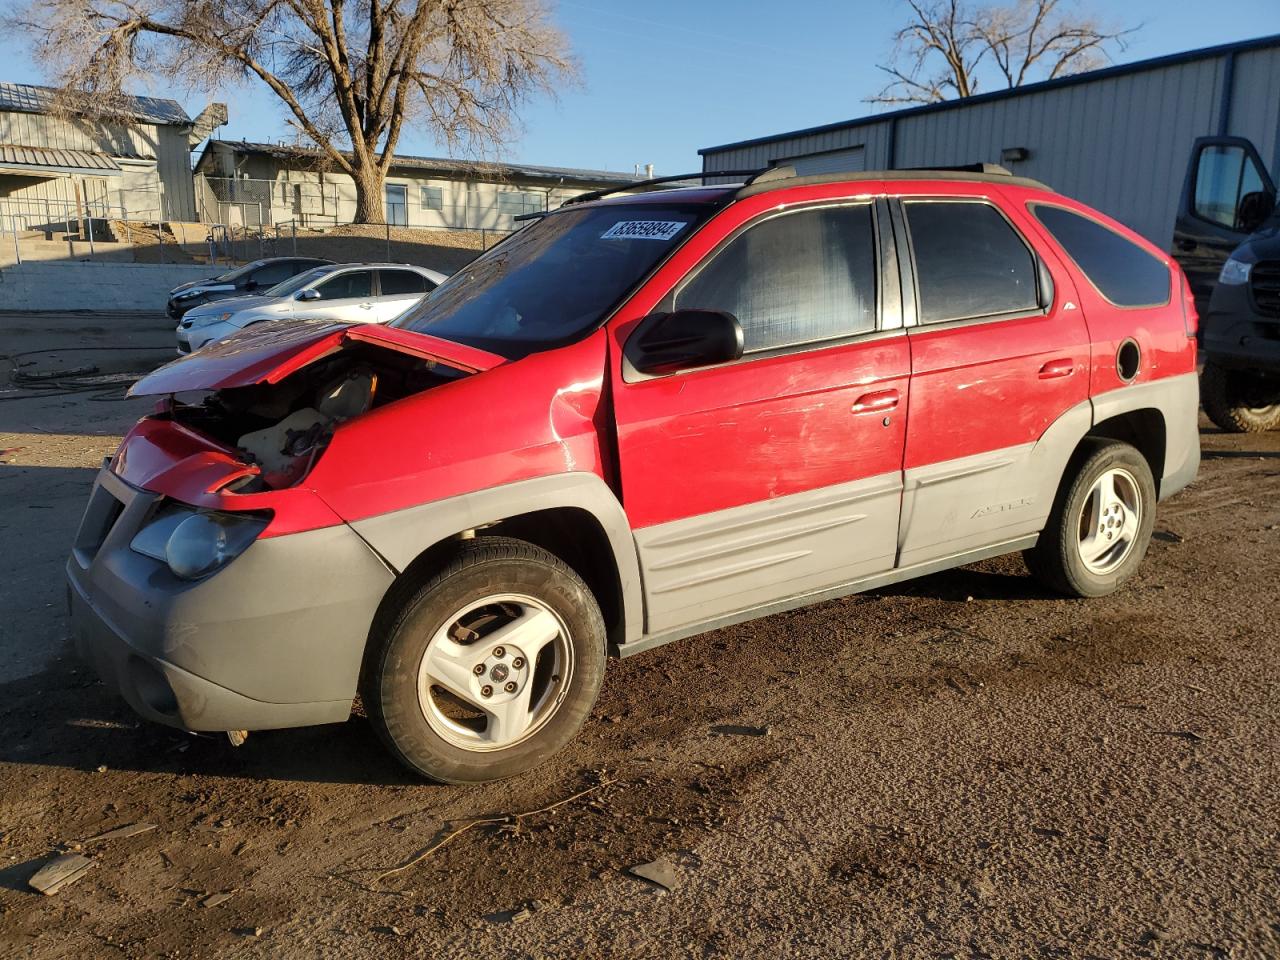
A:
[1, 312, 1278, 958]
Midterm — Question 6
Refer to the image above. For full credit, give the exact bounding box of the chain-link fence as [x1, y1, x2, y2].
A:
[1, 194, 512, 272]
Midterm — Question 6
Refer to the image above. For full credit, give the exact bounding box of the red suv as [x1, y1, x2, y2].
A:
[67, 166, 1200, 782]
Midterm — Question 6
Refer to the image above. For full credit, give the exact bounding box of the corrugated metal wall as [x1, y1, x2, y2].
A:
[702, 44, 1280, 249]
[0, 110, 195, 220]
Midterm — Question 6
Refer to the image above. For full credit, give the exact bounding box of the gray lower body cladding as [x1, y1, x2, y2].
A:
[66, 467, 394, 732]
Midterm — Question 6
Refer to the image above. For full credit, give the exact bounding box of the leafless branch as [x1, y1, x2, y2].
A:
[4, 0, 579, 221]
[868, 0, 1135, 106]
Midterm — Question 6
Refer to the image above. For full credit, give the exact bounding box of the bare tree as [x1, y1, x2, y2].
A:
[9, 0, 577, 223]
[870, 0, 1134, 105]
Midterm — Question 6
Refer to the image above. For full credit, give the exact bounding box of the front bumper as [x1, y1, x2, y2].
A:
[175, 319, 235, 354]
[66, 467, 395, 732]
[1201, 281, 1280, 372]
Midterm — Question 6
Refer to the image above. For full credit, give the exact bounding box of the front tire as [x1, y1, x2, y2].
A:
[1024, 440, 1156, 598]
[363, 537, 606, 783]
[1201, 362, 1280, 433]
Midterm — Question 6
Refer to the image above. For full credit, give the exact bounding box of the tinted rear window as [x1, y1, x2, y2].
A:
[904, 201, 1040, 324]
[1031, 205, 1170, 307]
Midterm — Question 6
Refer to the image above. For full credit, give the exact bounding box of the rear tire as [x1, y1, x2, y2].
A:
[363, 537, 606, 783]
[1200, 362, 1280, 433]
[1024, 440, 1156, 598]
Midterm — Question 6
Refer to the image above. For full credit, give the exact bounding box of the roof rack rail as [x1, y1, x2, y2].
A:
[563, 169, 767, 207]
[734, 162, 1051, 199]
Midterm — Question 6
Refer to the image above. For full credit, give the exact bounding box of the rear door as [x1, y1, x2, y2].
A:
[893, 191, 1091, 568]
[374, 269, 436, 322]
[1173, 136, 1276, 310]
[610, 198, 911, 635]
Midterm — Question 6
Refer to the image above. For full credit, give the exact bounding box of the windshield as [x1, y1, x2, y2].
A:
[212, 260, 266, 283]
[265, 266, 335, 298]
[392, 203, 716, 356]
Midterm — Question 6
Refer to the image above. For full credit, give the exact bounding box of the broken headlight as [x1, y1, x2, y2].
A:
[132, 508, 268, 580]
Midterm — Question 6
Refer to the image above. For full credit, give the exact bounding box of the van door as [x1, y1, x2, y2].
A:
[1173, 136, 1276, 311]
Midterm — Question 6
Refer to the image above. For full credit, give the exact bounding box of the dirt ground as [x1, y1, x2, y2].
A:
[1, 312, 1278, 959]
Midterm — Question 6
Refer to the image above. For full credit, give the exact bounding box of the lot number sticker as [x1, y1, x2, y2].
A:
[601, 220, 687, 241]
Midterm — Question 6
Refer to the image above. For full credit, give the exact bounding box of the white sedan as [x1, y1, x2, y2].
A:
[176, 262, 447, 353]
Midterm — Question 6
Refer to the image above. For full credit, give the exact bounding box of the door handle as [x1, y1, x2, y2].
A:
[851, 389, 900, 413]
[1038, 358, 1074, 379]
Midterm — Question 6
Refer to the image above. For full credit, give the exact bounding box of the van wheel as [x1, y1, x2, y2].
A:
[364, 537, 606, 783]
[1201, 362, 1280, 433]
[1024, 440, 1156, 598]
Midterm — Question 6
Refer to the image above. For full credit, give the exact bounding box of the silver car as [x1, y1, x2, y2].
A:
[176, 262, 447, 353]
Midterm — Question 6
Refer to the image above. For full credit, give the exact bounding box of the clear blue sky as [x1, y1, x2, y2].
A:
[2, 0, 1278, 174]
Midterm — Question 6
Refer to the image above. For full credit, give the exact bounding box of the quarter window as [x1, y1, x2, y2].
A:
[904, 201, 1039, 324]
[1032, 205, 1170, 308]
[675, 204, 877, 353]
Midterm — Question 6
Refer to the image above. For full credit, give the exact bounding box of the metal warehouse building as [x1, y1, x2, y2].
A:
[700, 34, 1280, 249]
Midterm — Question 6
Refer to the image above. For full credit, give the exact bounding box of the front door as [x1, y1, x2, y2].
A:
[385, 184, 408, 226]
[304, 269, 377, 321]
[610, 200, 910, 635]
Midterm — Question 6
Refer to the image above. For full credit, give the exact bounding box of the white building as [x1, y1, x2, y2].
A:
[0, 83, 221, 226]
[193, 139, 640, 229]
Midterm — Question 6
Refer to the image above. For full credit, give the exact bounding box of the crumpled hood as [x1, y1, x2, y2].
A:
[129, 319, 507, 395]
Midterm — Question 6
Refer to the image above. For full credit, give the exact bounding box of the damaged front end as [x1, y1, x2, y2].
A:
[116, 321, 504, 512]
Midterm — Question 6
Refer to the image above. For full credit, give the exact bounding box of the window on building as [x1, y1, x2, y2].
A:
[421, 186, 443, 210]
[1032, 205, 1170, 308]
[675, 204, 877, 354]
[385, 184, 408, 226]
[904, 200, 1039, 324]
[497, 191, 544, 218]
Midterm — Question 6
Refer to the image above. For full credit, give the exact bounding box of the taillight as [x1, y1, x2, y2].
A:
[1179, 272, 1198, 339]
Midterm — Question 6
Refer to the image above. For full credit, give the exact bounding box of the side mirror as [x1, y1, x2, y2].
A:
[243, 279, 258, 291]
[1237, 190, 1275, 234]
[630, 309, 744, 375]
[297, 288, 322, 302]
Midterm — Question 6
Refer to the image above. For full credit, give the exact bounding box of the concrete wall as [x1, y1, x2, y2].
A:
[0, 261, 211, 313]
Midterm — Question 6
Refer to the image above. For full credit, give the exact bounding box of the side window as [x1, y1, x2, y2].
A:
[904, 200, 1039, 324]
[1032, 205, 1170, 308]
[675, 204, 877, 353]
[1194, 144, 1269, 230]
[251, 262, 295, 287]
[314, 270, 373, 301]
[378, 270, 432, 296]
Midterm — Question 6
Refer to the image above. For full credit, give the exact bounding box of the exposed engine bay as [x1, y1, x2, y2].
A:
[165, 343, 466, 491]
